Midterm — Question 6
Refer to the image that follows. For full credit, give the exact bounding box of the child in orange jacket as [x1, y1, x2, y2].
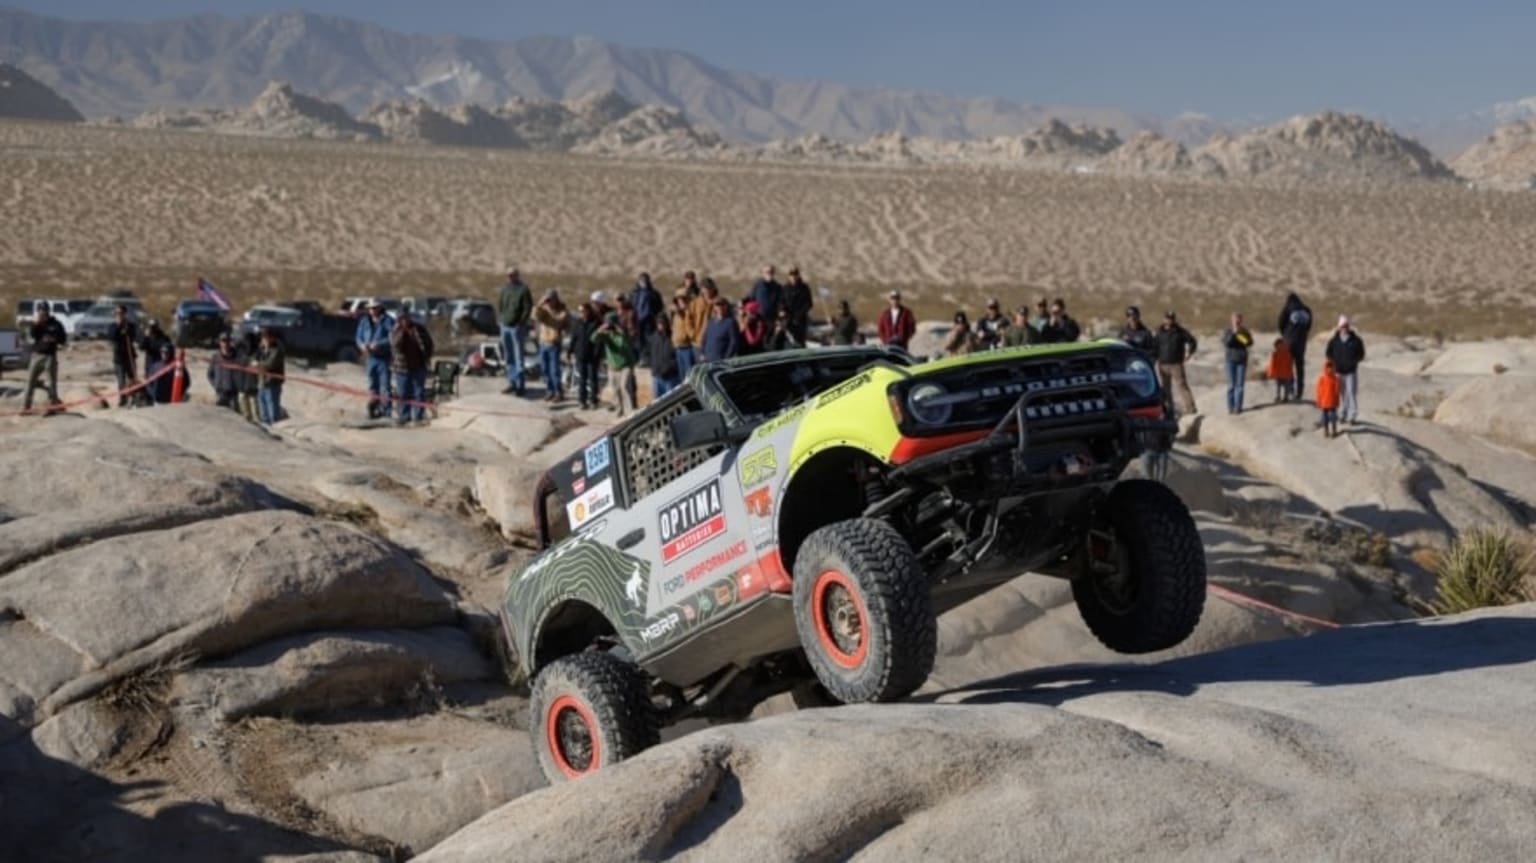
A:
[1265, 338, 1295, 402]
[1316, 359, 1341, 437]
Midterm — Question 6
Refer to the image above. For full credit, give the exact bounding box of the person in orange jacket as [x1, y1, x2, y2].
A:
[1265, 338, 1295, 402]
[1315, 359, 1341, 437]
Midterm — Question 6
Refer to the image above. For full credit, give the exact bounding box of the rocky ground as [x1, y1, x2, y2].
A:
[1, 331, 1533, 860]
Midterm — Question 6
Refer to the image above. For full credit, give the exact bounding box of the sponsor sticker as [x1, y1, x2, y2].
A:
[572, 477, 586, 495]
[815, 371, 872, 407]
[570, 458, 584, 477]
[736, 565, 767, 601]
[739, 446, 778, 486]
[584, 438, 611, 476]
[744, 485, 772, 518]
[683, 540, 747, 585]
[659, 479, 725, 563]
[624, 562, 645, 608]
[681, 601, 697, 622]
[566, 477, 615, 530]
[712, 580, 737, 609]
[751, 403, 810, 440]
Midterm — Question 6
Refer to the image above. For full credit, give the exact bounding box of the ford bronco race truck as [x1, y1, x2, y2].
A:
[501, 341, 1205, 781]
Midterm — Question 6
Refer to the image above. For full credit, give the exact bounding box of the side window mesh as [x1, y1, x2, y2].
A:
[619, 397, 720, 500]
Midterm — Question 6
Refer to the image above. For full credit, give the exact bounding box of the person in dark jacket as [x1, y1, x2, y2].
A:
[767, 309, 802, 352]
[140, 321, 173, 405]
[750, 265, 784, 326]
[207, 333, 242, 410]
[1039, 298, 1081, 343]
[829, 300, 860, 346]
[647, 315, 681, 399]
[106, 304, 140, 407]
[629, 273, 663, 353]
[1277, 292, 1313, 400]
[702, 298, 741, 362]
[782, 267, 814, 344]
[1155, 310, 1198, 415]
[236, 332, 260, 422]
[23, 306, 66, 414]
[1220, 312, 1255, 415]
[568, 302, 603, 410]
[389, 312, 435, 424]
[497, 268, 533, 395]
[1325, 315, 1366, 424]
[254, 327, 286, 425]
[1118, 306, 1156, 356]
[976, 298, 1010, 350]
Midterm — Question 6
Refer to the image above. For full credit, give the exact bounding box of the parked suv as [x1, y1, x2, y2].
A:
[172, 300, 230, 348]
[14, 298, 94, 337]
[502, 342, 1205, 781]
[75, 299, 143, 340]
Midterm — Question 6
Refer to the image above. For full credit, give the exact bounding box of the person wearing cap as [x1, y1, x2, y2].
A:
[533, 288, 570, 402]
[1220, 312, 1255, 415]
[1003, 305, 1037, 347]
[389, 307, 435, 424]
[22, 305, 66, 415]
[1155, 310, 1198, 415]
[207, 332, 242, 411]
[1325, 315, 1366, 425]
[355, 298, 395, 418]
[877, 290, 915, 350]
[593, 311, 638, 417]
[1118, 306, 1156, 356]
[670, 288, 702, 376]
[497, 268, 533, 395]
[783, 267, 814, 345]
[976, 298, 1009, 350]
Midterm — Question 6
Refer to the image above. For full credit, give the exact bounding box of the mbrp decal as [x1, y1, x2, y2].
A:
[659, 479, 725, 563]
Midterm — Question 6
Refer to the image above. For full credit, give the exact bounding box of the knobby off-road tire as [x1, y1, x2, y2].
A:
[529, 651, 658, 783]
[792, 518, 936, 704]
[1073, 479, 1206, 654]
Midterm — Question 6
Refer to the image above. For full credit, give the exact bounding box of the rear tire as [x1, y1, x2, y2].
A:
[1072, 479, 1206, 653]
[529, 652, 658, 783]
[792, 518, 935, 704]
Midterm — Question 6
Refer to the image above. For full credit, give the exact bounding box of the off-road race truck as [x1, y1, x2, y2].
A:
[502, 341, 1205, 781]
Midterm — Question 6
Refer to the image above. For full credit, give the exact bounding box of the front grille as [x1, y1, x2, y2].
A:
[928, 354, 1117, 427]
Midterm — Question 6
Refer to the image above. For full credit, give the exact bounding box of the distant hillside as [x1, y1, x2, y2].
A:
[0, 5, 1221, 145]
[1452, 120, 1536, 191]
[1195, 112, 1455, 183]
[0, 62, 81, 122]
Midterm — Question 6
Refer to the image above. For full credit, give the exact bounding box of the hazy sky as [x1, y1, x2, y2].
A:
[13, 1, 1535, 119]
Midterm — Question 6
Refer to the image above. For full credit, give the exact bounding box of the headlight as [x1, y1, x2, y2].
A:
[906, 382, 953, 425]
[1122, 357, 1157, 398]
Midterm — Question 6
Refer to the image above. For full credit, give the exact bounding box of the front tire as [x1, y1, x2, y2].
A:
[1072, 479, 1206, 653]
[528, 652, 658, 783]
[792, 518, 936, 704]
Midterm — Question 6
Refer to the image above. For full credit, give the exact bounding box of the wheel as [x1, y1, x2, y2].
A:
[791, 518, 936, 704]
[1072, 479, 1206, 653]
[334, 344, 360, 364]
[528, 652, 658, 783]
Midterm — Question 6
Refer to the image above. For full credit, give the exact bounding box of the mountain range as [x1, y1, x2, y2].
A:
[0, 5, 1230, 146]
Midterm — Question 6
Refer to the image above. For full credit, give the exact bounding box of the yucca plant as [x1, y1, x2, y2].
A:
[1428, 529, 1536, 615]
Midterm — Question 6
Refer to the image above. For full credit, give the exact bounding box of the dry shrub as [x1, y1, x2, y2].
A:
[1427, 529, 1536, 615]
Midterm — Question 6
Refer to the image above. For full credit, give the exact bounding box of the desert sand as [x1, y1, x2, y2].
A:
[2, 324, 1534, 859]
[3, 120, 1536, 339]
